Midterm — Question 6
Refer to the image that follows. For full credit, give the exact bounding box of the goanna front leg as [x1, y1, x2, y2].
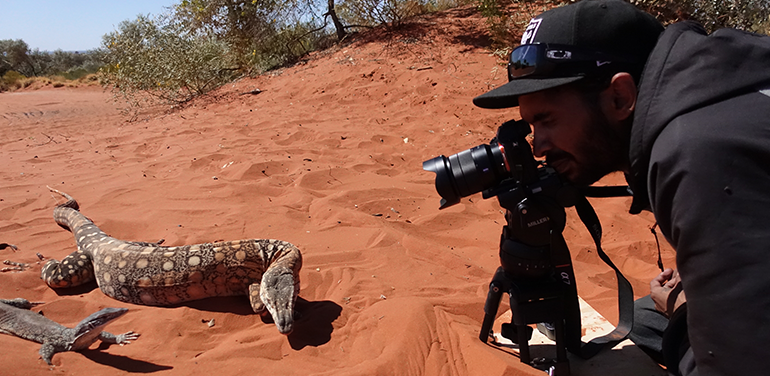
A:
[2, 253, 45, 272]
[0, 243, 19, 251]
[1, 260, 28, 272]
[99, 330, 141, 345]
[0, 298, 41, 309]
[39, 342, 59, 365]
[40, 249, 95, 288]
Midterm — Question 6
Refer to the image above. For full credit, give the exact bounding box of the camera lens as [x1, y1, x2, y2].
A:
[423, 143, 508, 209]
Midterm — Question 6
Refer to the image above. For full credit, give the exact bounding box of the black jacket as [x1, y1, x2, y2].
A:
[628, 21, 770, 375]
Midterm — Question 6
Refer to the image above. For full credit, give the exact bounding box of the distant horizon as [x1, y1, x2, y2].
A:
[17, 49, 98, 54]
[0, 0, 176, 52]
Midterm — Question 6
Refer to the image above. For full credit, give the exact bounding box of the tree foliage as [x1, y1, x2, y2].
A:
[478, 0, 770, 49]
[0, 39, 105, 91]
[337, 0, 468, 28]
[1, 39, 105, 78]
[175, 0, 282, 65]
[174, 0, 337, 72]
[337, 0, 427, 27]
[0, 39, 34, 76]
[631, 0, 770, 33]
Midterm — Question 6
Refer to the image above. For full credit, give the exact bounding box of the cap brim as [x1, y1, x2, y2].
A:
[472, 76, 585, 109]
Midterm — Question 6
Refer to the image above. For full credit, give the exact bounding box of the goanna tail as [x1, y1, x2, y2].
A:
[42, 186, 96, 288]
[47, 186, 79, 211]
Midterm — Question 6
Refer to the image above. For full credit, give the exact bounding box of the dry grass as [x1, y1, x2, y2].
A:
[0, 73, 100, 92]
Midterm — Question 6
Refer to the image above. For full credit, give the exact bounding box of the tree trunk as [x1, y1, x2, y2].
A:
[327, 0, 347, 40]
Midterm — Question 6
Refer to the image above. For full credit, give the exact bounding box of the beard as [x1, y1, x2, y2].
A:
[545, 109, 629, 186]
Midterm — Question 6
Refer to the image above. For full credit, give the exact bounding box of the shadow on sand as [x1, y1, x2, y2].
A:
[81, 346, 173, 373]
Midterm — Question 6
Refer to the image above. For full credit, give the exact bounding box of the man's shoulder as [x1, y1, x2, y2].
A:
[652, 91, 770, 157]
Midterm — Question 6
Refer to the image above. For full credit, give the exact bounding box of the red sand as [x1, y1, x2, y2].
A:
[0, 7, 673, 375]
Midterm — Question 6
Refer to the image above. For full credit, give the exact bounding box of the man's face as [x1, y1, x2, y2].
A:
[518, 85, 628, 186]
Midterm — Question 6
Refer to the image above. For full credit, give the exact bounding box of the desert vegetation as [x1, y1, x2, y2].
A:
[99, 0, 468, 110]
[3, 0, 769, 104]
[0, 39, 103, 91]
[479, 0, 770, 49]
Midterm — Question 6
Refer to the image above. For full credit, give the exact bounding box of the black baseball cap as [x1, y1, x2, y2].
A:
[473, 0, 664, 109]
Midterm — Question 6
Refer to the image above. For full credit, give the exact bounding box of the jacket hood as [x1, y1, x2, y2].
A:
[628, 21, 770, 213]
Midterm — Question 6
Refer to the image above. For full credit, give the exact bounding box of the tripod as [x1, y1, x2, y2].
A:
[477, 185, 636, 375]
[479, 228, 581, 375]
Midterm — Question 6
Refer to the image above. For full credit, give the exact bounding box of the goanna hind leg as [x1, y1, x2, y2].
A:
[126, 239, 165, 247]
[40, 249, 95, 288]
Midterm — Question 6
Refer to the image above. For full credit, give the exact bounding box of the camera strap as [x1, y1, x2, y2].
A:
[572, 193, 635, 359]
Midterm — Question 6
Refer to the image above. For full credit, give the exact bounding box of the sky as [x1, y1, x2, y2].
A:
[0, 0, 178, 52]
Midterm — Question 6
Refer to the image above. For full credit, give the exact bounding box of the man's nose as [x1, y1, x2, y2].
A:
[532, 133, 551, 158]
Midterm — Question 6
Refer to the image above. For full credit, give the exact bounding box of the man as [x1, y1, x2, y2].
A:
[472, 0, 770, 374]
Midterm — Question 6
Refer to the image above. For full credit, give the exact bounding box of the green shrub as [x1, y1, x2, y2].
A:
[99, 15, 238, 109]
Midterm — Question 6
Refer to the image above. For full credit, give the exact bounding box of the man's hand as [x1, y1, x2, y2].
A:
[650, 268, 686, 317]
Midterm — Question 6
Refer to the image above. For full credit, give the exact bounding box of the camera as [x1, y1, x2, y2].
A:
[422, 119, 541, 209]
[423, 119, 579, 277]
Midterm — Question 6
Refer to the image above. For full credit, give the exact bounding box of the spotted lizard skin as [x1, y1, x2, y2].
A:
[40, 187, 302, 334]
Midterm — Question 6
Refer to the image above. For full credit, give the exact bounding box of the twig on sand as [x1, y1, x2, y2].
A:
[36, 133, 58, 146]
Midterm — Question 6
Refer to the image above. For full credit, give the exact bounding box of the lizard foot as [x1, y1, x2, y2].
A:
[0, 243, 19, 251]
[1, 254, 45, 272]
[115, 331, 141, 345]
[1, 260, 29, 272]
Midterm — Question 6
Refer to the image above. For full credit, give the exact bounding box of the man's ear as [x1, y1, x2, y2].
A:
[603, 72, 637, 122]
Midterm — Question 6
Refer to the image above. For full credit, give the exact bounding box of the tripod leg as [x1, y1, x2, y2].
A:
[479, 268, 506, 342]
[551, 319, 570, 376]
[517, 323, 532, 363]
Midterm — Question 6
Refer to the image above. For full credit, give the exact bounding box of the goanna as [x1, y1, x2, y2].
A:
[40, 187, 302, 334]
[0, 298, 138, 365]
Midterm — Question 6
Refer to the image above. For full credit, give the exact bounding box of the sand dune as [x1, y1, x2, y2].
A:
[0, 7, 672, 375]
